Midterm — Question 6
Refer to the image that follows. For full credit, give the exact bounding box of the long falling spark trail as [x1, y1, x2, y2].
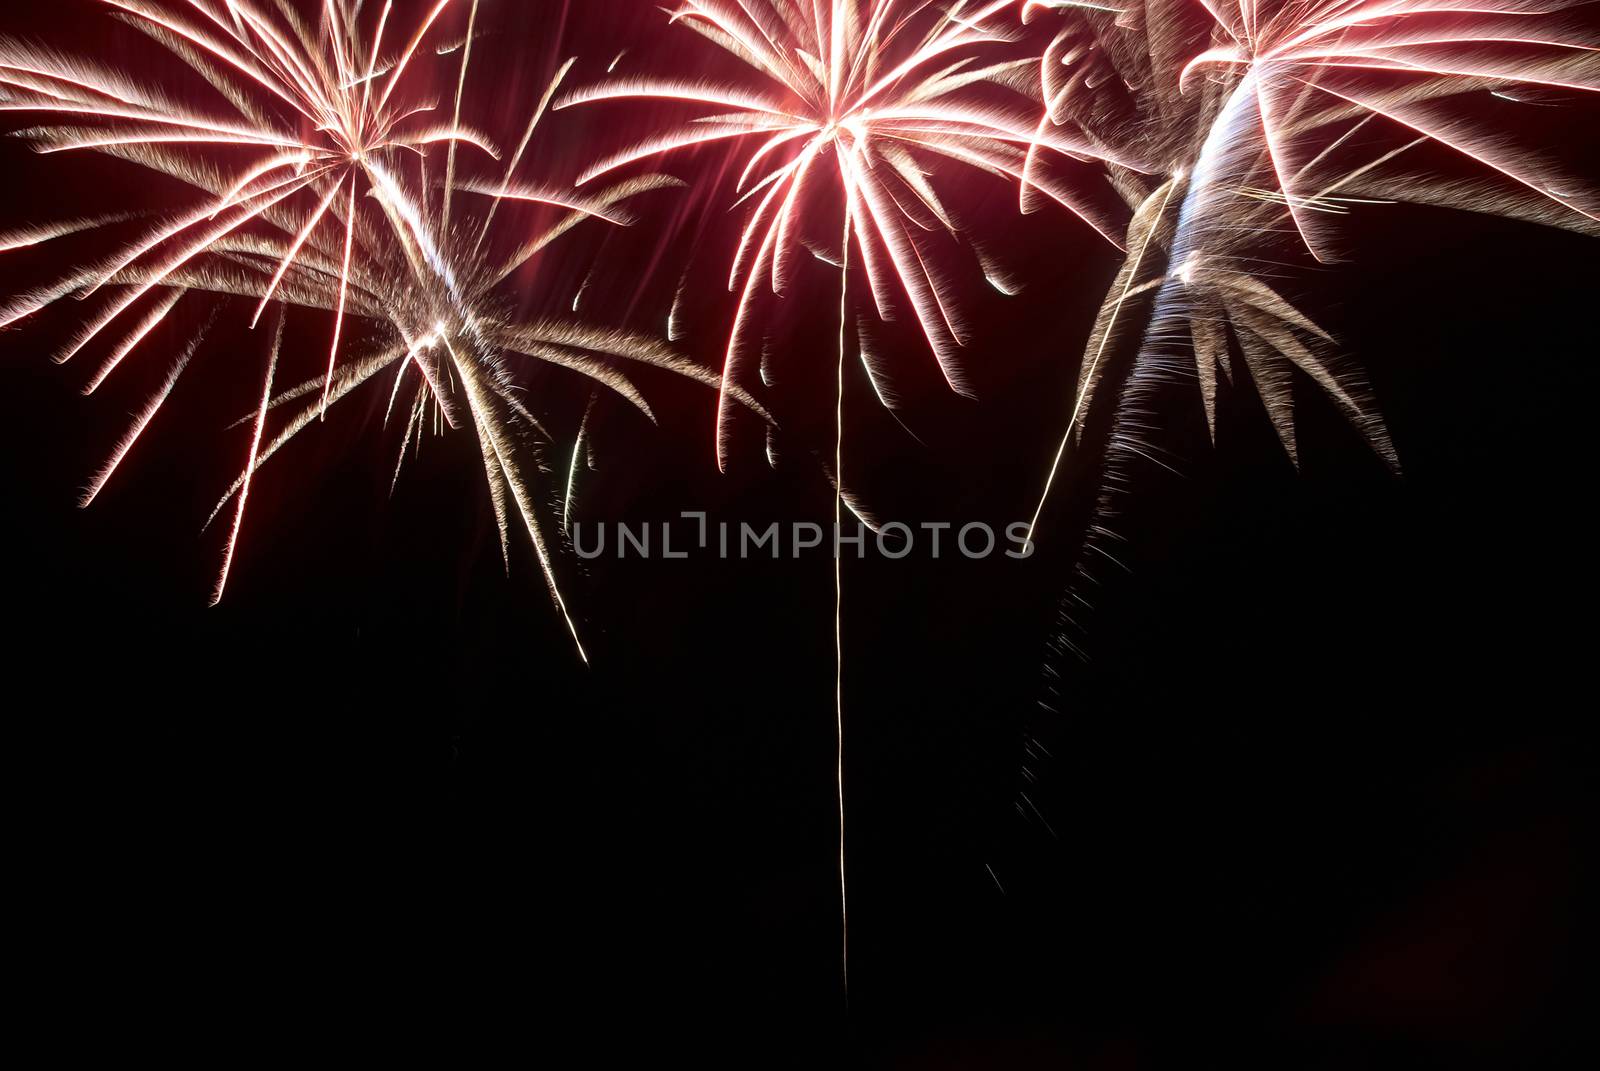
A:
[835, 201, 852, 1003]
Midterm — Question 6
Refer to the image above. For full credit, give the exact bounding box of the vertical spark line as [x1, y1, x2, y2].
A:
[835, 200, 852, 1006]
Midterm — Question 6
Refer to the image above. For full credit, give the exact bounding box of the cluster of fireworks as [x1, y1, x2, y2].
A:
[2, 0, 1596, 992]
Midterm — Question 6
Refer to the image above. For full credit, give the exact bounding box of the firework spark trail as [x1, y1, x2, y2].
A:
[84, 287, 187, 395]
[0, 213, 136, 253]
[835, 201, 852, 1004]
[212, 305, 283, 607]
[77, 307, 218, 509]
[557, 0, 1139, 470]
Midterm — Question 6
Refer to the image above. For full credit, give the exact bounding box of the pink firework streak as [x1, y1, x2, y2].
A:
[1178, 0, 1600, 260]
[556, 0, 1143, 469]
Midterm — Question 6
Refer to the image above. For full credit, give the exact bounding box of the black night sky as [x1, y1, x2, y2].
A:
[4, 2, 1594, 1065]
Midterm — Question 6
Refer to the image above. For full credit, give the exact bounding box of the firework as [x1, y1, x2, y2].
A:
[0, 1, 495, 395]
[1022, 0, 1600, 536]
[0, 1, 763, 656]
[555, 0, 1142, 468]
[1001, 0, 1599, 907]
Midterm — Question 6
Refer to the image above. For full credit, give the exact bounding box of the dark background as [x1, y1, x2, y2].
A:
[4, 2, 1593, 1065]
